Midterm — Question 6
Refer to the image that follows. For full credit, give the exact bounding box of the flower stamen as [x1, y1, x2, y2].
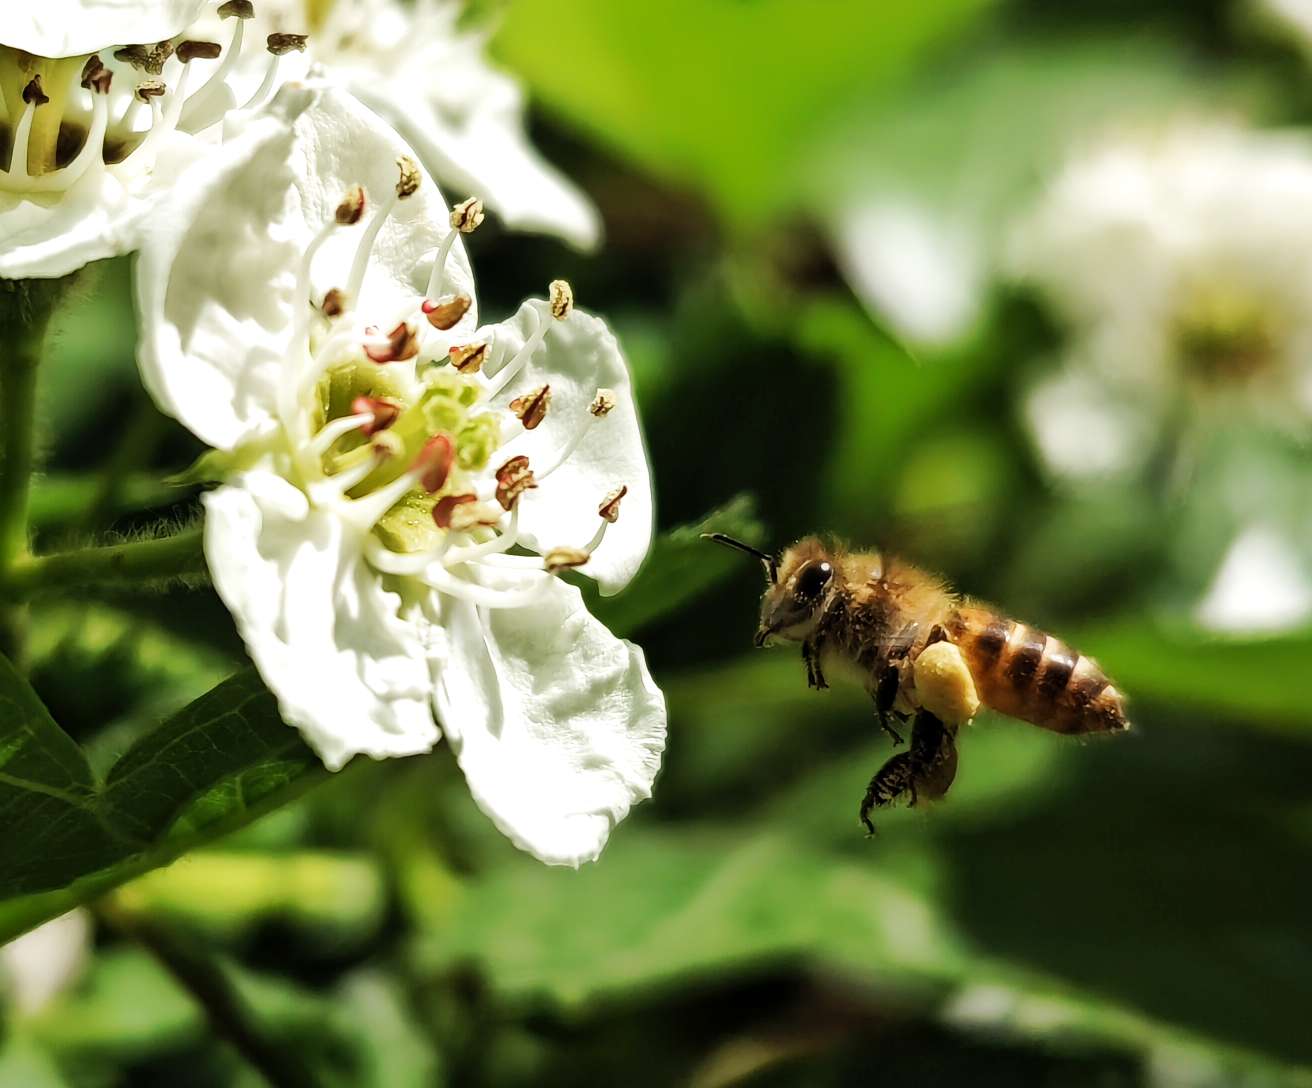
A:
[364, 321, 420, 364]
[422, 294, 471, 330]
[484, 305, 547, 397]
[549, 279, 574, 320]
[351, 396, 400, 435]
[509, 384, 550, 430]
[180, 3, 251, 130]
[415, 434, 454, 493]
[598, 485, 627, 523]
[346, 161, 418, 303]
[494, 455, 536, 510]
[449, 342, 489, 373]
[311, 411, 375, 456]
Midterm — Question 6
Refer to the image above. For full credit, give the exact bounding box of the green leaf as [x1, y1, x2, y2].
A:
[1080, 621, 1312, 734]
[494, 0, 996, 227]
[584, 495, 765, 637]
[0, 668, 326, 941]
[114, 850, 386, 946]
[791, 297, 1000, 519]
[420, 827, 1303, 1080]
[0, 653, 128, 897]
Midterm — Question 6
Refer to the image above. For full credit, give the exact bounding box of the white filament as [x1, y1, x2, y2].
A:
[311, 411, 374, 456]
[423, 228, 460, 298]
[443, 508, 519, 565]
[347, 464, 424, 530]
[364, 534, 453, 577]
[180, 16, 246, 131]
[483, 305, 548, 399]
[308, 454, 378, 504]
[132, 65, 193, 167]
[420, 563, 553, 609]
[2, 101, 35, 187]
[237, 52, 283, 113]
[346, 190, 398, 304]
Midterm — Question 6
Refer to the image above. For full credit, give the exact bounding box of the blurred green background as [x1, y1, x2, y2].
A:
[3, 0, 1312, 1084]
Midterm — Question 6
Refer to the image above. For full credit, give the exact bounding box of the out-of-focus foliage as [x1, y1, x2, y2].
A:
[4, 1, 1312, 1086]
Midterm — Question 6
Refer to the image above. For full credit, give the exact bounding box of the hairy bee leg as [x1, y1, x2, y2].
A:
[859, 751, 915, 835]
[803, 639, 827, 690]
[874, 665, 904, 745]
[859, 712, 960, 834]
[909, 712, 960, 802]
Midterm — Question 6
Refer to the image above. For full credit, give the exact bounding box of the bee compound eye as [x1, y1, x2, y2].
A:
[796, 561, 833, 599]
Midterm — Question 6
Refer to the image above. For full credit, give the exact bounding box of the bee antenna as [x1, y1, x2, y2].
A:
[701, 533, 778, 584]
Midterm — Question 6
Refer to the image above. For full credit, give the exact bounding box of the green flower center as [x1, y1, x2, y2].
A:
[314, 359, 503, 553]
[1172, 286, 1279, 386]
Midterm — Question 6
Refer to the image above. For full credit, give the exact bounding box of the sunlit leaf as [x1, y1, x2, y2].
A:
[495, 0, 996, 227]
[0, 668, 325, 941]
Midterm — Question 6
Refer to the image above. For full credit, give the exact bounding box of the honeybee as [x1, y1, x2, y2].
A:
[706, 534, 1130, 833]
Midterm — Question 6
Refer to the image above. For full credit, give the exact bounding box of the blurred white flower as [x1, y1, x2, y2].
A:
[1254, 0, 1312, 51]
[259, 0, 600, 250]
[0, 0, 309, 278]
[136, 85, 663, 867]
[0, 910, 90, 1018]
[1009, 121, 1312, 479]
[1195, 523, 1312, 635]
[830, 198, 984, 348]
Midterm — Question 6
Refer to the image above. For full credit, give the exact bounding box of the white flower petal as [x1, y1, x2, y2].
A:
[137, 83, 476, 450]
[484, 301, 653, 594]
[831, 198, 983, 347]
[0, 166, 148, 280]
[204, 470, 440, 771]
[286, 0, 600, 250]
[373, 88, 602, 252]
[0, 911, 90, 1018]
[1, 0, 207, 58]
[431, 574, 666, 867]
[1195, 524, 1312, 635]
[1024, 364, 1156, 481]
[135, 98, 307, 449]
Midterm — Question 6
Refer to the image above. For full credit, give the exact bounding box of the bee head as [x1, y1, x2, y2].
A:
[702, 533, 838, 647]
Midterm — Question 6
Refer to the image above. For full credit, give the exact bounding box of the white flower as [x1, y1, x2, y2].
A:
[0, 0, 311, 279]
[830, 197, 984, 348]
[0, 910, 90, 1018]
[1008, 121, 1312, 479]
[136, 84, 662, 866]
[1254, 0, 1312, 53]
[259, 0, 600, 250]
[1195, 523, 1312, 635]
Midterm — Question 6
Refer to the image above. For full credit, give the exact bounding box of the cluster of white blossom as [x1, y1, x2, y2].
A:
[830, 112, 1312, 636]
[2, 1, 665, 866]
[1007, 121, 1312, 633]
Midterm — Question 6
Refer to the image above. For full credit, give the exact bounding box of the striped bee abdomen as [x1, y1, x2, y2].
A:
[945, 605, 1129, 734]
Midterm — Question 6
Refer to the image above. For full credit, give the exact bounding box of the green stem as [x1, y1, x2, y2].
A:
[0, 280, 63, 661]
[99, 901, 319, 1088]
[3, 527, 209, 600]
[0, 336, 42, 571]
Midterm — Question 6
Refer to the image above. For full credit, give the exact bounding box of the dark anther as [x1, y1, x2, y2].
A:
[266, 33, 309, 56]
[178, 40, 223, 62]
[22, 76, 49, 106]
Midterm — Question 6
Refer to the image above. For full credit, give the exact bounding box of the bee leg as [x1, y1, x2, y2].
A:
[909, 711, 960, 802]
[803, 639, 827, 690]
[859, 750, 915, 835]
[873, 665, 904, 745]
[859, 713, 960, 835]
